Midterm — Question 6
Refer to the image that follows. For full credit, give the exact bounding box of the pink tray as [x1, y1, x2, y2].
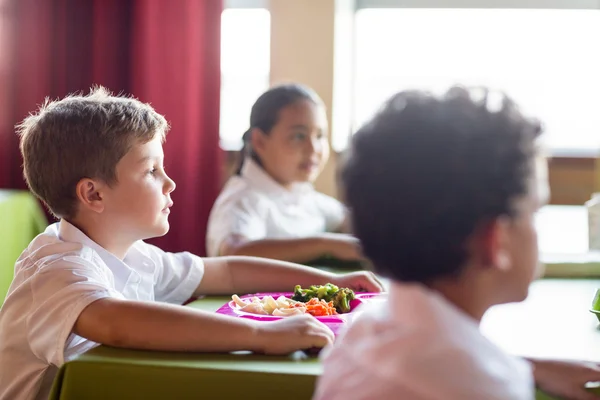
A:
[215, 292, 383, 335]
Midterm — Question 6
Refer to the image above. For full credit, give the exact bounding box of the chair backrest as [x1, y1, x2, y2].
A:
[0, 190, 48, 305]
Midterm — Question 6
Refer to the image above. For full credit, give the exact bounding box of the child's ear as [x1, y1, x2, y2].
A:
[471, 216, 512, 272]
[75, 178, 105, 214]
[250, 127, 268, 157]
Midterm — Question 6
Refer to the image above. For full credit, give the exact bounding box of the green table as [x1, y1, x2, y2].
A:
[50, 296, 321, 400]
[50, 279, 600, 400]
[0, 190, 47, 304]
[482, 279, 600, 399]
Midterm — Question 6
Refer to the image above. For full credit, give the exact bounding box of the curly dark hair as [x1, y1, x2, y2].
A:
[342, 86, 542, 284]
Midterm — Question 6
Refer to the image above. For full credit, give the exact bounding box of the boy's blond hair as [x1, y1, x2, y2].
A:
[17, 86, 169, 220]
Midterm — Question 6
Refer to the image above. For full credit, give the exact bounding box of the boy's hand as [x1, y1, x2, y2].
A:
[253, 315, 335, 355]
[530, 358, 600, 400]
[331, 271, 385, 293]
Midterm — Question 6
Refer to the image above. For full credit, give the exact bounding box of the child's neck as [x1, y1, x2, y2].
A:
[67, 217, 133, 260]
[429, 271, 495, 322]
[257, 163, 300, 191]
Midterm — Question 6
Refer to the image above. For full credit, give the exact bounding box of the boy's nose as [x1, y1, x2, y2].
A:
[165, 176, 176, 193]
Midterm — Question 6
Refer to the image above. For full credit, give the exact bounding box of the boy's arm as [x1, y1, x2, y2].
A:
[220, 233, 362, 264]
[527, 358, 600, 400]
[74, 297, 333, 354]
[195, 256, 383, 297]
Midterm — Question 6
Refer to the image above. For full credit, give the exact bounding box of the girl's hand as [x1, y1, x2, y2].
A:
[325, 234, 364, 261]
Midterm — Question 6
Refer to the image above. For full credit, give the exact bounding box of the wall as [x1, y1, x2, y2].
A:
[269, 0, 339, 197]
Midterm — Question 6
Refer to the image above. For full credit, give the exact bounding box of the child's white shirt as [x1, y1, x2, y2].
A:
[0, 220, 204, 400]
[314, 282, 535, 400]
[206, 159, 346, 256]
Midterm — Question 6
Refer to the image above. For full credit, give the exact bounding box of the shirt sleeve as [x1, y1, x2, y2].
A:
[314, 192, 347, 233]
[206, 193, 267, 256]
[27, 248, 125, 366]
[143, 243, 205, 304]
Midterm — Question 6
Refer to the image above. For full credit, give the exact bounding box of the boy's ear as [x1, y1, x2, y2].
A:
[250, 127, 268, 158]
[75, 178, 106, 214]
[471, 216, 512, 272]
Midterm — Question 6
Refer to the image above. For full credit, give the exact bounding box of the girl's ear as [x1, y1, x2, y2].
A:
[75, 178, 106, 214]
[250, 127, 268, 158]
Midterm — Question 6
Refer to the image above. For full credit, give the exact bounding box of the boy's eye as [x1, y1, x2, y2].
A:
[147, 168, 157, 175]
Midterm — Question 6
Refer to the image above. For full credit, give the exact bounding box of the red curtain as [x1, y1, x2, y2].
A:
[0, 0, 54, 191]
[131, 0, 223, 255]
[0, 0, 222, 256]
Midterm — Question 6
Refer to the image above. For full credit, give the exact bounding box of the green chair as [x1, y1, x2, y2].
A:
[0, 190, 48, 305]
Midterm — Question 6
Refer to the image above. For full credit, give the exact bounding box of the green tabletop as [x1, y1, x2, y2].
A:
[483, 279, 600, 399]
[50, 278, 600, 400]
[0, 190, 47, 305]
[50, 296, 321, 400]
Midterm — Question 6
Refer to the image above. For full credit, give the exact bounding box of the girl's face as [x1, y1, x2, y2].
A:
[251, 99, 329, 187]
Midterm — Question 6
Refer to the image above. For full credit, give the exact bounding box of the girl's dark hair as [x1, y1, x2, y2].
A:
[236, 83, 322, 174]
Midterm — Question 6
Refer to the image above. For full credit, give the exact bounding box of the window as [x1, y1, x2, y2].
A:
[347, 1, 600, 154]
[220, 0, 270, 150]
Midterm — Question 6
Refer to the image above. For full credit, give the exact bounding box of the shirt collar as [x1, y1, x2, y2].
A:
[240, 159, 313, 200]
[388, 281, 480, 333]
[57, 219, 133, 291]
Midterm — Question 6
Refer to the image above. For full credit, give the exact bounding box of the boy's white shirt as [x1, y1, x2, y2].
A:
[206, 159, 346, 257]
[0, 220, 204, 400]
[314, 282, 535, 400]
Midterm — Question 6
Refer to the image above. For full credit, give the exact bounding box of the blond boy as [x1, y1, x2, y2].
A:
[0, 88, 381, 400]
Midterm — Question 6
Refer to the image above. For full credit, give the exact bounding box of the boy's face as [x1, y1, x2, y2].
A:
[499, 156, 549, 303]
[252, 99, 330, 186]
[101, 135, 176, 241]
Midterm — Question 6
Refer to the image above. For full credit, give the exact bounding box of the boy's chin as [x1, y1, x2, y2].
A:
[499, 285, 531, 305]
[156, 224, 170, 237]
[145, 223, 170, 239]
[513, 288, 530, 304]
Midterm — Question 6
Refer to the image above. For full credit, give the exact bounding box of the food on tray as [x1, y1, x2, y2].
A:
[230, 283, 357, 317]
[231, 294, 306, 316]
[292, 284, 356, 314]
[303, 298, 337, 316]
